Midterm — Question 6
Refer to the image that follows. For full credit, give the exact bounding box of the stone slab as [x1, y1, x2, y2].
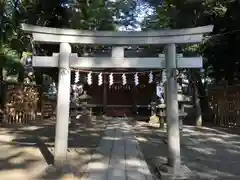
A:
[83, 120, 154, 180]
[107, 126, 126, 180]
[84, 125, 114, 180]
[123, 122, 153, 180]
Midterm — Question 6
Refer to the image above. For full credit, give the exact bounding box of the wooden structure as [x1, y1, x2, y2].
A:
[21, 23, 213, 171]
[82, 72, 156, 116]
[41, 93, 57, 119]
[0, 82, 56, 124]
[2, 83, 40, 124]
[208, 85, 240, 127]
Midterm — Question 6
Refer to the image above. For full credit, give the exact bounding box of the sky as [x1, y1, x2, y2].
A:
[63, 0, 154, 31]
[120, 2, 154, 31]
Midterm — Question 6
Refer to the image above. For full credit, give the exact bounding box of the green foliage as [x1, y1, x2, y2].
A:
[142, 0, 240, 84]
[0, 0, 140, 82]
[0, 0, 25, 80]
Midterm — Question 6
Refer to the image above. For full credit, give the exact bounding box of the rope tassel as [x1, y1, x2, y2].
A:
[98, 73, 103, 86]
[122, 73, 127, 85]
[148, 70, 153, 83]
[134, 73, 139, 86]
[87, 72, 92, 85]
[109, 73, 114, 86]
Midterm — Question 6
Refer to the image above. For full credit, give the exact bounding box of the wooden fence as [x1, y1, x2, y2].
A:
[40, 93, 56, 119]
[1, 82, 41, 124]
[208, 85, 240, 127]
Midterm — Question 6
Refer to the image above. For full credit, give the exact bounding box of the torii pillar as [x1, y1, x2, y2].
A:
[165, 44, 180, 168]
[54, 43, 71, 165]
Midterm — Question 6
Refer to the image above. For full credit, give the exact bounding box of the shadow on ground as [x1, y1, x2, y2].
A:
[133, 121, 240, 180]
[0, 116, 109, 179]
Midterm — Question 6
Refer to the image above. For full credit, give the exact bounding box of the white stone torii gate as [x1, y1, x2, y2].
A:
[21, 24, 213, 170]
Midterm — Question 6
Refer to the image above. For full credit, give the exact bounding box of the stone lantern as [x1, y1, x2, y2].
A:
[78, 91, 92, 115]
[157, 97, 166, 129]
[77, 91, 93, 128]
[150, 101, 157, 116]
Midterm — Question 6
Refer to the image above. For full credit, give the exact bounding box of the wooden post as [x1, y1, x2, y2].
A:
[54, 43, 71, 166]
[131, 82, 137, 115]
[165, 44, 181, 170]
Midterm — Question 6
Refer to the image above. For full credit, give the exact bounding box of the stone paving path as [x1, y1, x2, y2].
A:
[82, 120, 153, 180]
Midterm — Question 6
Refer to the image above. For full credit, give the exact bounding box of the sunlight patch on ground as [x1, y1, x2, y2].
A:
[87, 162, 108, 170]
[187, 147, 216, 155]
[197, 171, 218, 179]
[208, 137, 225, 143]
[8, 156, 26, 165]
[0, 147, 47, 179]
[0, 135, 16, 142]
[200, 169, 236, 179]
[227, 149, 240, 154]
[21, 147, 43, 157]
[225, 140, 240, 145]
[136, 137, 148, 142]
[0, 169, 28, 180]
[18, 126, 40, 131]
[102, 137, 122, 141]
[90, 133, 100, 136]
[183, 128, 196, 133]
[124, 158, 142, 168]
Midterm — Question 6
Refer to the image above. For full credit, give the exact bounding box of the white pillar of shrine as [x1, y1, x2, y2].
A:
[54, 42, 71, 165]
[165, 44, 181, 169]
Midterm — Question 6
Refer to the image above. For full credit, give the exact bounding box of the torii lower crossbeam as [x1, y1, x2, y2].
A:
[32, 54, 202, 69]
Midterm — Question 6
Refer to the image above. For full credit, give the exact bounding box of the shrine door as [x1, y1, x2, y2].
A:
[107, 84, 133, 105]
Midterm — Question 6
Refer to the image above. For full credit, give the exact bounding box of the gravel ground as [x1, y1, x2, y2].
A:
[0, 116, 109, 180]
[131, 121, 240, 180]
[2, 117, 239, 180]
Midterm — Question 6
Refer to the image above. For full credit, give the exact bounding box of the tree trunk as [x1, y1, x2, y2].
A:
[190, 70, 203, 126]
[195, 87, 202, 127]
[34, 70, 43, 112]
[0, 68, 3, 109]
[194, 70, 213, 124]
